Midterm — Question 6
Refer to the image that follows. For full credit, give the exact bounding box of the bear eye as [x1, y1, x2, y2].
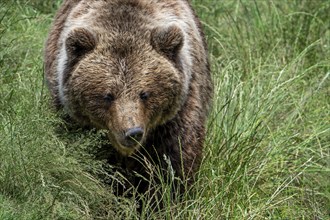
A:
[140, 92, 149, 101]
[104, 93, 115, 103]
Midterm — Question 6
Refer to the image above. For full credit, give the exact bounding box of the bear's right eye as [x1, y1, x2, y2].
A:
[104, 93, 115, 103]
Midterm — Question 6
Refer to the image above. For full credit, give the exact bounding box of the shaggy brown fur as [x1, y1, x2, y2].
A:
[44, 0, 212, 198]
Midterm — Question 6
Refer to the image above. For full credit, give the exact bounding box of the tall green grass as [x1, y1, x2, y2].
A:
[1, 0, 329, 219]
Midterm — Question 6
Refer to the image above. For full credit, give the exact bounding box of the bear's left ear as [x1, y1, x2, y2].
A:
[151, 25, 184, 62]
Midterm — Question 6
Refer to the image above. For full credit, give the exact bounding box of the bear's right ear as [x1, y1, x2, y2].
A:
[150, 25, 184, 62]
[65, 28, 96, 63]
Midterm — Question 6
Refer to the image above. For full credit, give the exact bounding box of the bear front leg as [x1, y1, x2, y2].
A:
[148, 113, 206, 187]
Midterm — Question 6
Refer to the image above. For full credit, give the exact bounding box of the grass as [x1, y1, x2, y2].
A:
[0, 0, 329, 219]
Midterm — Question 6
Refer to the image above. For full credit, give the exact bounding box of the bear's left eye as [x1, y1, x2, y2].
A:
[140, 92, 149, 101]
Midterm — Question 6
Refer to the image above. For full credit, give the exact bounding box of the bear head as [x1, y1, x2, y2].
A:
[59, 25, 187, 156]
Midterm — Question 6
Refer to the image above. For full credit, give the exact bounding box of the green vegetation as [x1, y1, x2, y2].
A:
[1, 0, 329, 219]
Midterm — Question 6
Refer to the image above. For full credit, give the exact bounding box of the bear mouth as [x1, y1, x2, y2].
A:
[115, 141, 143, 157]
[107, 133, 144, 157]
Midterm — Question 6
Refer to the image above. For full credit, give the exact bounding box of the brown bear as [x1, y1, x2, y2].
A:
[44, 0, 212, 198]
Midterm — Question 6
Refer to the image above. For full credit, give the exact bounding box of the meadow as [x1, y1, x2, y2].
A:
[0, 0, 329, 219]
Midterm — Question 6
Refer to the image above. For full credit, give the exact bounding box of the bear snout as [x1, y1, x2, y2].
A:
[122, 127, 144, 148]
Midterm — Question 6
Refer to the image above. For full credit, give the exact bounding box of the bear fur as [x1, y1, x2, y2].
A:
[44, 0, 212, 192]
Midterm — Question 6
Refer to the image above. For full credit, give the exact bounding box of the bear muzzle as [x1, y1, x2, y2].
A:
[108, 101, 147, 155]
[122, 127, 144, 148]
[107, 126, 146, 156]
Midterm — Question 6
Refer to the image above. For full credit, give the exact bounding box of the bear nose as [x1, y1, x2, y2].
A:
[124, 127, 144, 147]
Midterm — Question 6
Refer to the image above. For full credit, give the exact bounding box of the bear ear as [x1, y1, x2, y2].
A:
[150, 25, 184, 62]
[65, 28, 96, 63]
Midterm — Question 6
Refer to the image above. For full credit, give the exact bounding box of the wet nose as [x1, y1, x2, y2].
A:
[124, 127, 144, 146]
